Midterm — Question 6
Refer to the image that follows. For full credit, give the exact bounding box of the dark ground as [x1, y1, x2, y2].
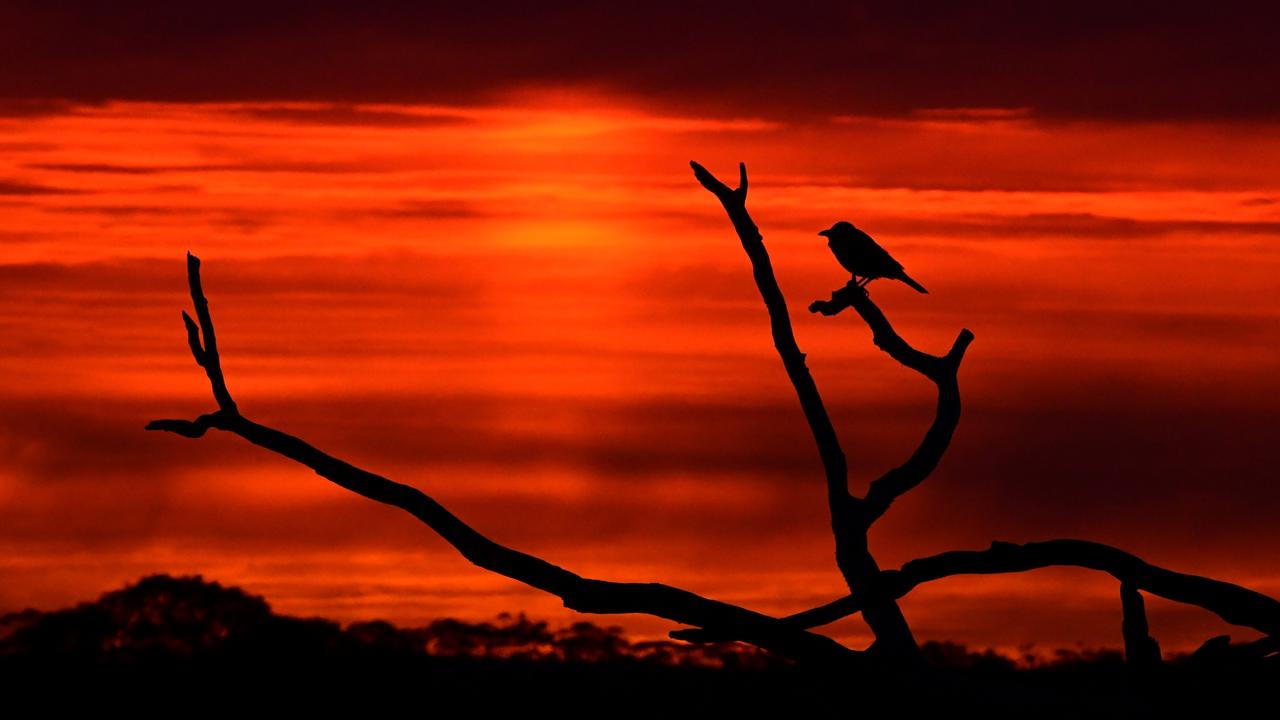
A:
[2, 575, 1274, 717]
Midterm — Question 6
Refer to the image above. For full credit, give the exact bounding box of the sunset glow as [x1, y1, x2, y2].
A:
[4, 5, 1280, 664]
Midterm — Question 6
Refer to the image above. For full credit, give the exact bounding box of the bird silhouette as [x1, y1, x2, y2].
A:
[819, 221, 928, 294]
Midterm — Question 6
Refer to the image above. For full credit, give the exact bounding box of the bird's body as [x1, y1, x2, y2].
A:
[819, 221, 928, 293]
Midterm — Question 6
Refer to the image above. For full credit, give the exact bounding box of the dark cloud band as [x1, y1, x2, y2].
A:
[2, 2, 1277, 120]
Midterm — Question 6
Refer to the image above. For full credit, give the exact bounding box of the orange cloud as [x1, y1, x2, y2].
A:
[2, 98, 1278, 655]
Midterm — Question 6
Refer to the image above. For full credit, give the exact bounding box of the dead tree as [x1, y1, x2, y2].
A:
[148, 161, 1280, 672]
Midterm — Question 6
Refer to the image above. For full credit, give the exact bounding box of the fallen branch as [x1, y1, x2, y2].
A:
[691, 539, 1280, 646]
[146, 253, 858, 665]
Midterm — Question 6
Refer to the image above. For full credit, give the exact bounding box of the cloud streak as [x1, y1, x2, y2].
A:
[3, 3, 1279, 122]
[2, 93, 1278, 655]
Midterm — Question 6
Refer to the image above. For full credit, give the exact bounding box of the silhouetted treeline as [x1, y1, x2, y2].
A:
[0, 573, 786, 668]
[1, 574, 1274, 718]
[0, 573, 1069, 671]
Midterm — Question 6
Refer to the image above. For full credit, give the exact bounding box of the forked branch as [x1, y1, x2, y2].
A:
[810, 281, 974, 524]
[146, 174, 1280, 674]
[685, 167, 1280, 666]
[692, 161, 921, 662]
[681, 539, 1280, 656]
[146, 253, 859, 665]
[690, 161, 848, 505]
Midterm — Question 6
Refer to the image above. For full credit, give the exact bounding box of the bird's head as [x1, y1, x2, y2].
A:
[818, 221, 857, 239]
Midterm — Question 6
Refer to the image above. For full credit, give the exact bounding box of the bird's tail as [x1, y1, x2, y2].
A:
[898, 271, 929, 294]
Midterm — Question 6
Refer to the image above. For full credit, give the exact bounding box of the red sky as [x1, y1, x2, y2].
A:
[2, 2, 1279, 660]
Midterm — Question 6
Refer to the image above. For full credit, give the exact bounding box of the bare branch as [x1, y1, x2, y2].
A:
[144, 413, 221, 438]
[897, 540, 1280, 636]
[773, 540, 1280, 639]
[184, 252, 237, 415]
[146, 254, 859, 666]
[809, 280, 973, 524]
[809, 281, 972, 380]
[692, 162, 921, 663]
[181, 311, 203, 365]
[1121, 582, 1162, 670]
[690, 161, 846, 504]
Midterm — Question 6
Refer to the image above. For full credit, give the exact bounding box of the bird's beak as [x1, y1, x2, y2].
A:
[817, 228, 832, 237]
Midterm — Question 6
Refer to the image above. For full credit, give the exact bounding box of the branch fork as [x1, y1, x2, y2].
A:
[145, 163, 1280, 673]
[146, 251, 860, 666]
